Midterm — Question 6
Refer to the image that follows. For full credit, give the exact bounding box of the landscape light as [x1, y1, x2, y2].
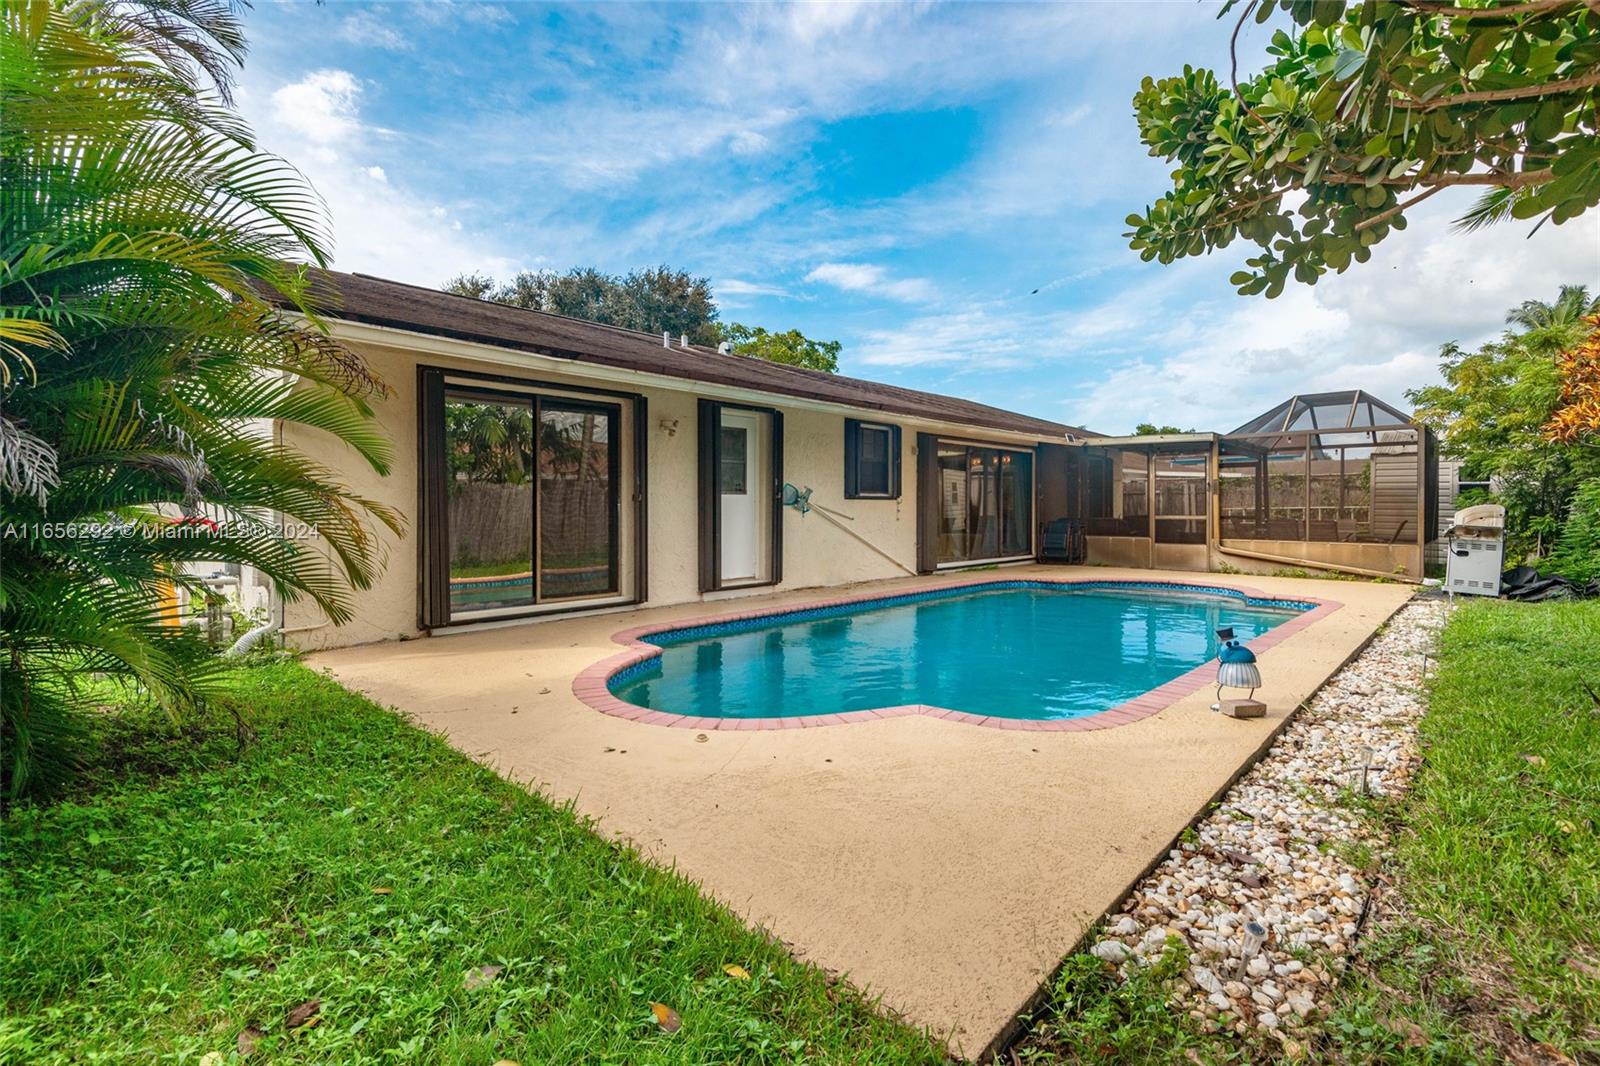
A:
[1213, 626, 1263, 707]
[1241, 921, 1267, 959]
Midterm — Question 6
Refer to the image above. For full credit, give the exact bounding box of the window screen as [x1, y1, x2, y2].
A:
[719, 426, 748, 494]
[844, 419, 900, 498]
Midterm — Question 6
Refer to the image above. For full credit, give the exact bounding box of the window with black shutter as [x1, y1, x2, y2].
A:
[843, 419, 900, 499]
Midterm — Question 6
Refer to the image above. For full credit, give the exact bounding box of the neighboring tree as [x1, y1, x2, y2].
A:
[446, 270, 844, 373]
[1546, 313, 1600, 443]
[1410, 286, 1600, 559]
[1134, 422, 1194, 435]
[1, 2, 400, 796]
[719, 323, 841, 373]
[442, 271, 497, 301]
[445, 266, 722, 346]
[1127, 1, 1600, 296]
[1507, 283, 1600, 333]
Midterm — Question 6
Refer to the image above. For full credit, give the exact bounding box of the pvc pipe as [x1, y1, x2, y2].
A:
[223, 619, 280, 657]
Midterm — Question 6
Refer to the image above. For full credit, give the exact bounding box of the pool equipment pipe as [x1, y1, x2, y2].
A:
[782, 483, 918, 577]
[1214, 542, 1422, 584]
[1211, 625, 1263, 709]
[224, 617, 280, 657]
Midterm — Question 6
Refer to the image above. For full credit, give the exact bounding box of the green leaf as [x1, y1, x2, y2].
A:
[1333, 48, 1365, 80]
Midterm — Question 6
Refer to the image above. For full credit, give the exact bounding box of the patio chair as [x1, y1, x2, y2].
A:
[1040, 518, 1086, 564]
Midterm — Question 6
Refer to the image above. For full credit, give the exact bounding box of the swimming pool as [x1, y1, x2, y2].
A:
[605, 581, 1312, 723]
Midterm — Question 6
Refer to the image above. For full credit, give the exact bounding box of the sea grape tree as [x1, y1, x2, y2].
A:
[1126, 0, 1600, 296]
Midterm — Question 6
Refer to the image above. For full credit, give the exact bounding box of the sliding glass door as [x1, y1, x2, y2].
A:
[537, 401, 618, 599]
[422, 371, 630, 626]
[444, 391, 536, 615]
[932, 442, 1033, 566]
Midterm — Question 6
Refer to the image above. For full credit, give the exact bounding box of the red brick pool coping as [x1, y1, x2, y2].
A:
[570, 576, 1341, 732]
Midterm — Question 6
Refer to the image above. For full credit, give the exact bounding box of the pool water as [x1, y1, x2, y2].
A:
[609, 583, 1306, 721]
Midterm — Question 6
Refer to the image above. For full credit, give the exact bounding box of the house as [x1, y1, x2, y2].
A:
[257, 270, 1437, 650]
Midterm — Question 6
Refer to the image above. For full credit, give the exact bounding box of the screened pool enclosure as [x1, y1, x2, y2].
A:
[1055, 391, 1439, 579]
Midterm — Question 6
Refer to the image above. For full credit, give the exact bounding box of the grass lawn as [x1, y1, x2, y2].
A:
[1016, 597, 1600, 1064]
[1322, 598, 1600, 1063]
[0, 661, 944, 1065]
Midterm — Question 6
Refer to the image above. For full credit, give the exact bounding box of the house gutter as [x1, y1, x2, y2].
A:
[1214, 541, 1422, 584]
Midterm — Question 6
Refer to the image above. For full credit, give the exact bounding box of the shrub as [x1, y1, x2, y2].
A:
[1543, 479, 1600, 584]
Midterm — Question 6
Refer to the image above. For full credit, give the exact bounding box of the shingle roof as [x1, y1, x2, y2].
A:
[268, 268, 1087, 440]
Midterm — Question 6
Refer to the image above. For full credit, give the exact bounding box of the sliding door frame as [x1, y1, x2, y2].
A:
[917, 434, 1039, 573]
[417, 365, 648, 630]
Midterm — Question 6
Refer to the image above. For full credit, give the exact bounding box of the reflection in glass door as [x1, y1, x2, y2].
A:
[437, 386, 622, 621]
[444, 391, 535, 615]
[934, 442, 1033, 565]
[538, 401, 618, 599]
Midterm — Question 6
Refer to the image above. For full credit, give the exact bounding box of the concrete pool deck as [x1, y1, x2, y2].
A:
[308, 566, 1415, 1059]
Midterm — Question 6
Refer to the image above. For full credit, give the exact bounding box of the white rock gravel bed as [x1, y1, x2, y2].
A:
[1089, 597, 1447, 1050]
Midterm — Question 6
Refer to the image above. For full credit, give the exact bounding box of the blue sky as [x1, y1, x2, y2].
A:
[238, 1, 1598, 433]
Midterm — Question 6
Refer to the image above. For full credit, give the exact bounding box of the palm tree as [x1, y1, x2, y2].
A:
[66, 0, 251, 102]
[1506, 285, 1600, 334]
[1, 1, 401, 796]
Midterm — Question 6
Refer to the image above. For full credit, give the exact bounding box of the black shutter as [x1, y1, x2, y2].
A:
[697, 399, 720, 592]
[771, 409, 784, 585]
[890, 425, 903, 500]
[633, 395, 649, 603]
[915, 432, 939, 573]
[843, 418, 860, 498]
[417, 368, 449, 629]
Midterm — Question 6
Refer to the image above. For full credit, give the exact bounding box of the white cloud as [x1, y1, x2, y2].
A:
[785, 1, 882, 44]
[1065, 204, 1600, 434]
[270, 69, 361, 147]
[805, 262, 936, 302]
[245, 68, 518, 285]
[335, 12, 411, 52]
[411, 1, 511, 27]
[729, 129, 770, 155]
[717, 277, 795, 303]
[851, 306, 1038, 370]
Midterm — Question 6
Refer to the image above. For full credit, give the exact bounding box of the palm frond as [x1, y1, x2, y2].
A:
[2, 0, 397, 798]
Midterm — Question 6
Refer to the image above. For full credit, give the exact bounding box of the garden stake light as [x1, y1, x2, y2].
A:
[1240, 921, 1267, 972]
[1212, 626, 1266, 719]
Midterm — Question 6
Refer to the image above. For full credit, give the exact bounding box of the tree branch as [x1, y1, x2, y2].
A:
[1354, 184, 1448, 231]
[1395, 68, 1600, 109]
[1401, 0, 1578, 20]
[1231, 0, 1272, 128]
[1318, 167, 1554, 188]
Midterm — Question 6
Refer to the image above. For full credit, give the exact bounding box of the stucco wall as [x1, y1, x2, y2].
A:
[280, 338, 923, 650]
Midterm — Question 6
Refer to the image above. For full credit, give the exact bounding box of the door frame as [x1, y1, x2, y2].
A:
[418, 366, 648, 630]
[697, 398, 783, 593]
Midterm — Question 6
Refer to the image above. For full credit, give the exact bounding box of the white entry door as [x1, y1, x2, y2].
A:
[718, 409, 766, 583]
